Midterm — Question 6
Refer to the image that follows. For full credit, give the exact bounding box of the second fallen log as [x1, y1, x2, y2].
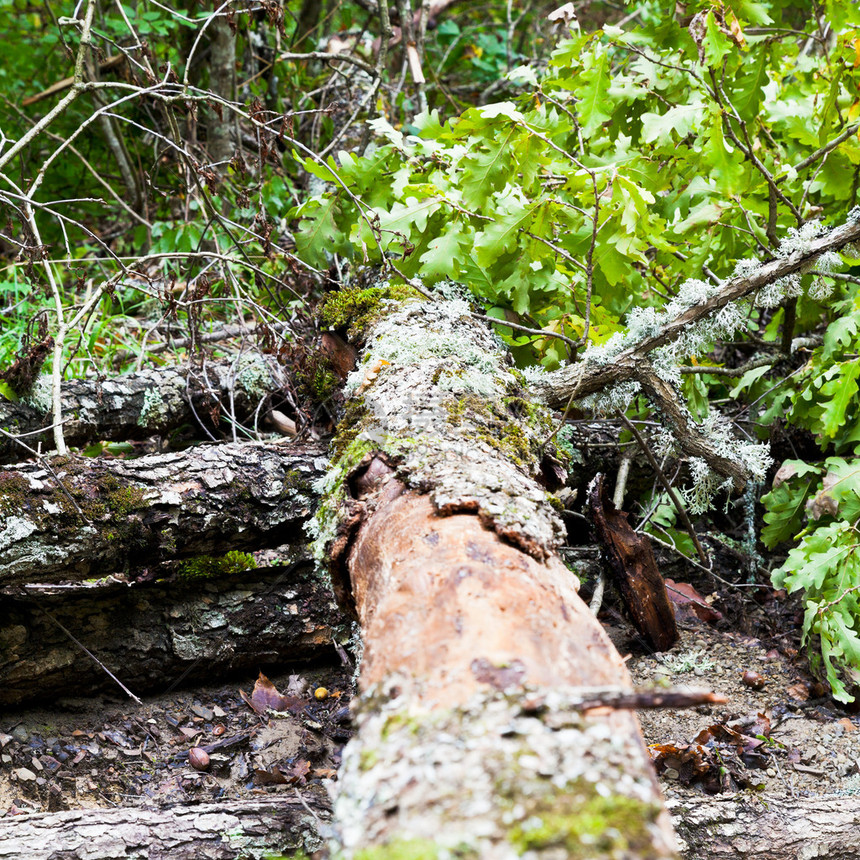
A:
[0, 440, 327, 586]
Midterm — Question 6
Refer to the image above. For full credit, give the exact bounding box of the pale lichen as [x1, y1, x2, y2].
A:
[138, 388, 168, 427]
[334, 682, 668, 859]
[311, 290, 567, 566]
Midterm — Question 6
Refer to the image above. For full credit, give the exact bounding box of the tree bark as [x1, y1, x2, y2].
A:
[207, 12, 237, 167]
[668, 795, 860, 859]
[2, 791, 854, 859]
[0, 560, 340, 708]
[315, 291, 678, 858]
[0, 356, 287, 463]
[0, 440, 326, 586]
[0, 795, 329, 860]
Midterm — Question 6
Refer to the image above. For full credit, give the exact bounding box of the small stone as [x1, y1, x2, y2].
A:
[190, 704, 214, 722]
[741, 670, 766, 690]
[663, 768, 680, 780]
[0, 733, 12, 748]
[766, 768, 776, 777]
[30, 757, 43, 772]
[11, 726, 28, 743]
[14, 768, 36, 782]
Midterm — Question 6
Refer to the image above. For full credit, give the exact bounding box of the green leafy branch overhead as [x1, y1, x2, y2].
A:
[296, 0, 860, 369]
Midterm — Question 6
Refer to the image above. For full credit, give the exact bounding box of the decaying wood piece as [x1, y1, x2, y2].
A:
[589, 474, 678, 652]
[0, 440, 327, 586]
[0, 355, 287, 463]
[0, 560, 340, 707]
[669, 794, 860, 859]
[314, 291, 678, 858]
[0, 795, 330, 860]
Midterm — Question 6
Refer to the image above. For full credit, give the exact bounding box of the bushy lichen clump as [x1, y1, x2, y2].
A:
[235, 354, 274, 399]
[177, 550, 256, 580]
[138, 388, 168, 427]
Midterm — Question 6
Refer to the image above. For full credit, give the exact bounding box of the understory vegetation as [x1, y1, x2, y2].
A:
[3, 0, 860, 701]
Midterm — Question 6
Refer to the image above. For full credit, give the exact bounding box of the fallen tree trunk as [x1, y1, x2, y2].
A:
[0, 795, 330, 860]
[2, 791, 855, 860]
[0, 560, 341, 708]
[0, 440, 327, 586]
[313, 289, 678, 858]
[668, 794, 860, 859]
[0, 355, 287, 463]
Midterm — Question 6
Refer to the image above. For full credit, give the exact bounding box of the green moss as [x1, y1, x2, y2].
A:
[546, 494, 565, 513]
[311, 366, 339, 401]
[353, 839, 443, 860]
[506, 785, 662, 859]
[293, 346, 341, 407]
[320, 283, 422, 342]
[0, 473, 31, 516]
[96, 473, 147, 515]
[282, 470, 311, 493]
[177, 551, 256, 580]
[330, 395, 370, 459]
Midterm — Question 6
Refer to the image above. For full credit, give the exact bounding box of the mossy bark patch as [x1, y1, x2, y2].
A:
[0, 441, 327, 586]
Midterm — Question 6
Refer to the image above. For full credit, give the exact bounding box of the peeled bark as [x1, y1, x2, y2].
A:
[0, 795, 329, 860]
[0, 356, 286, 463]
[315, 293, 678, 858]
[0, 440, 326, 586]
[0, 560, 340, 708]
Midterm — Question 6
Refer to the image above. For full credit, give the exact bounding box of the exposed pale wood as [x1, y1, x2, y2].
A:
[0, 440, 327, 586]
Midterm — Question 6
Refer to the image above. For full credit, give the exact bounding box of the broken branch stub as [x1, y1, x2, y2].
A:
[589, 473, 679, 652]
[313, 282, 678, 858]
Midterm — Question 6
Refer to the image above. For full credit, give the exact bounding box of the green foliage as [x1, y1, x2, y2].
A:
[766, 458, 860, 700]
[177, 551, 256, 581]
[295, 1, 860, 374]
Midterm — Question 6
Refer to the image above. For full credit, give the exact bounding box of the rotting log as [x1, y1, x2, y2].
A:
[0, 440, 327, 586]
[314, 289, 678, 858]
[0, 355, 288, 463]
[669, 794, 860, 859]
[1, 792, 855, 859]
[0, 560, 341, 708]
[0, 795, 330, 860]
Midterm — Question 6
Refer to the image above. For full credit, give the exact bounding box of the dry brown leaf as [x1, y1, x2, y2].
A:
[240, 672, 304, 716]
